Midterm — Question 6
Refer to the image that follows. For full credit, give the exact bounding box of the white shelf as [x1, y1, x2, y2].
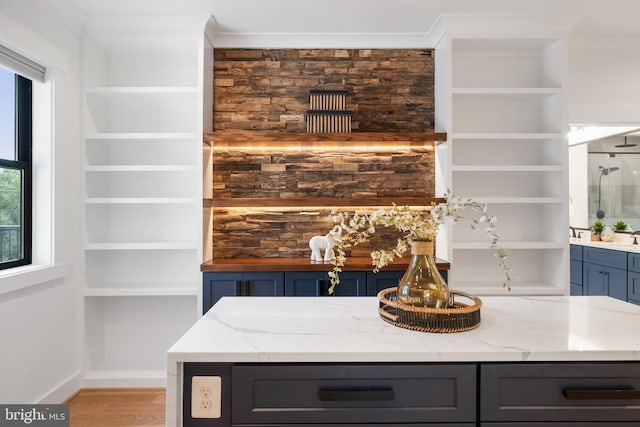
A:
[85, 242, 198, 250]
[469, 197, 565, 204]
[85, 249, 199, 290]
[86, 136, 198, 167]
[85, 90, 198, 134]
[85, 132, 199, 141]
[451, 94, 564, 134]
[86, 86, 198, 94]
[84, 35, 199, 87]
[85, 165, 197, 172]
[452, 165, 564, 172]
[437, 31, 569, 296]
[451, 132, 565, 140]
[82, 23, 205, 388]
[84, 288, 198, 297]
[452, 241, 565, 249]
[84, 296, 198, 379]
[85, 197, 198, 204]
[85, 169, 197, 198]
[452, 87, 562, 96]
[453, 170, 564, 198]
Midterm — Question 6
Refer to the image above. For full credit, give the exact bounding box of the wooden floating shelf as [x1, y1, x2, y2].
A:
[203, 131, 447, 147]
[201, 257, 450, 273]
[204, 197, 445, 208]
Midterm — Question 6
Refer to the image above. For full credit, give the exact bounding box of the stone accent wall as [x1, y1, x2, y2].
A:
[213, 207, 427, 259]
[213, 49, 434, 132]
[213, 147, 434, 200]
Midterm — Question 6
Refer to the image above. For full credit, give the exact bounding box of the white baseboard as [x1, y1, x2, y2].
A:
[37, 370, 83, 403]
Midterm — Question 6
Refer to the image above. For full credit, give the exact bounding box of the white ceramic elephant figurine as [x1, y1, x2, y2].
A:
[309, 225, 342, 262]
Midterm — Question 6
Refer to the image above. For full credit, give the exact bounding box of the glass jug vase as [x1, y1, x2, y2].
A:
[396, 239, 450, 308]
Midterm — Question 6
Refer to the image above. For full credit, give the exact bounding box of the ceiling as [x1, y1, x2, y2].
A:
[48, 0, 640, 39]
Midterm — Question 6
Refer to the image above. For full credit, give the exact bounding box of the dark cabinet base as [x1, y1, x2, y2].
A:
[184, 362, 640, 426]
[202, 269, 449, 313]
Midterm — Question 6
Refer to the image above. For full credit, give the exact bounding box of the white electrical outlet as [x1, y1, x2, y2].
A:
[191, 376, 222, 418]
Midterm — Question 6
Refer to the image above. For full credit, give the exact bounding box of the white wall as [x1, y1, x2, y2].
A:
[0, 0, 83, 403]
[568, 40, 640, 124]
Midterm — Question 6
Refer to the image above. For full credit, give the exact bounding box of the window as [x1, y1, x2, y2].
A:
[0, 65, 32, 269]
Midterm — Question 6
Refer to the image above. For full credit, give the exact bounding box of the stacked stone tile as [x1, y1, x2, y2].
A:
[305, 89, 352, 133]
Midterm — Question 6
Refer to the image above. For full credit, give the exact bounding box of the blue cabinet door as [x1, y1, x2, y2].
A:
[243, 272, 285, 297]
[285, 271, 366, 296]
[629, 253, 640, 273]
[203, 272, 242, 314]
[584, 263, 627, 302]
[570, 259, 583, 296]
[570, 244, 583, 261]
[203, 272, 284, 313]
[366, 271, 404, 296]
[628, 271, 640, 305]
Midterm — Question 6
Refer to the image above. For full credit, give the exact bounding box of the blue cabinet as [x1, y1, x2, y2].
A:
[366, 271, 404, 296]
[582, 247, 627, 302]
[202, 272, 284, 313]
[285, 271, 366, 296]
[627, 253, 640, 305]
[203, 266, 450, 311]
[583, 262, 627, 301]
[570, 244, 583, 296]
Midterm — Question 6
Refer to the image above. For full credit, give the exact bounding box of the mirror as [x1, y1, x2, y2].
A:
[569, 125, 640, 232]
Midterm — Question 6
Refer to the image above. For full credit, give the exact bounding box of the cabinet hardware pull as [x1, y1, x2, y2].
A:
[242, 280, 250, 296]
[235, 280, 250, 296]
[318, 388, 394, 401]
[320, 280, 330, 296]
[563, 388, 640, 400]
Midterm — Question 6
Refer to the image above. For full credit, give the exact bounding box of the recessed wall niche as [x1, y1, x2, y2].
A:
[213, 49, 434, 132]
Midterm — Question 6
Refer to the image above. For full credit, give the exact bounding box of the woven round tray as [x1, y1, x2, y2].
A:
[378, 287, 482, 333]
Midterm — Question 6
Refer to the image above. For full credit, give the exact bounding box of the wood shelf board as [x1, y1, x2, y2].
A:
[204, 197, 445, 208]
[203, 131, 447, 147]
[201, 257, 450, 272]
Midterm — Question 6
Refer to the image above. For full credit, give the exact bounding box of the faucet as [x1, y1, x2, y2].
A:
[569, 226, 576, 238]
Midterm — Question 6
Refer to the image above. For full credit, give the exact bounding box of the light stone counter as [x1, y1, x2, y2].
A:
[166, 295, 640, 425]
[571, 236, 640, 252]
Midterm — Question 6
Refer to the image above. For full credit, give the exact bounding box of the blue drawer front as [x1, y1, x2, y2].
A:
[570, 259, 582, 285]
[570, 244, 583, 261]
[629, 253, 640, 273]
[628, 272, 640, 303]
[583, 247, 626, 270]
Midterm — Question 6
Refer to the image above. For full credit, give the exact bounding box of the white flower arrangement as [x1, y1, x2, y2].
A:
[327, 190, 511, 294]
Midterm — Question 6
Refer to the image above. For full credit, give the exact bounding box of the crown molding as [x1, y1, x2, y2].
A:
[570, 35, 640, 50]
[211, 31, 432, 49]
[430, 14, 580, 45]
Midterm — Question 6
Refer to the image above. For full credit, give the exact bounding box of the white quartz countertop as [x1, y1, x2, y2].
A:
[571, 237, 640, 253]
[167, 296, 640, 363]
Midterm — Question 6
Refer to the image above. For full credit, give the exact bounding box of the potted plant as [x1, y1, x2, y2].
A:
[591, 220, 604, 241]
[613, 220, 632, 244]
[615, 221, 628, 232]
[327, 190, 511, 303]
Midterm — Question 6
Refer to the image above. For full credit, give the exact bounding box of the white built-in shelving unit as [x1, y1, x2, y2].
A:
[81, 17, 212, 386]
[434, 18, 572, 296]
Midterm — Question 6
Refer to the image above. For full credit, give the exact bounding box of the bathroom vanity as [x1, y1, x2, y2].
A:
[167, 295, 640, 426]
[570, 239, 640, 304]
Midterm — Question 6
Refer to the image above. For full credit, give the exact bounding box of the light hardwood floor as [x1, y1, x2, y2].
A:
[65, 388, 165, 427]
